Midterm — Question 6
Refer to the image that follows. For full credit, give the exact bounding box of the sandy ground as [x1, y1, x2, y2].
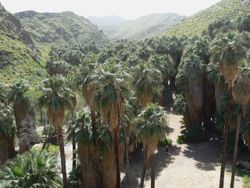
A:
[126, 114, 243, 188]
[61, 113, 244, 188]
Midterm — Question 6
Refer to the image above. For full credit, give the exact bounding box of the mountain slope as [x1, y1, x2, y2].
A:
[15, 11, 109, 58]
[0, 2, 46, 84]
[165, 0, 250, 36]
[89, 13, 186, 40]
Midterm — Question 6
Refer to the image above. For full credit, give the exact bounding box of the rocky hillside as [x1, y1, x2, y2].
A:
[0, 2, 45, 84]
[15, 11, 109, 57]
[89, 13, 186, 40]
[165, 0, 250, 36]
[1, 5, 109, 84]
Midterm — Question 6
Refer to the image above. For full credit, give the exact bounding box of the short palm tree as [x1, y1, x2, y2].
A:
[0, 105, 15, 164]
[0, 149, 61, 188]
[210, 32, 247, 188]
[132, 63, 162, 108]
[8, 81, 40, 153]
[39, 76, 76, 188]
[134, 104, 167, 188]
[230, 67, 250, 188]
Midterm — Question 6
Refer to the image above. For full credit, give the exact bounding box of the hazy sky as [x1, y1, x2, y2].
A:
[1, 0, 221, 19]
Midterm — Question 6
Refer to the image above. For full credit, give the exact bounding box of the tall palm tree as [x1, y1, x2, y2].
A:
[69, 108, 99, 188]
[0, 104, 15, 164]
[134, 104, 167, 188]
[120, 97, 140, 187]
[149, 54, 175, 108]
[8, 82, 40, 153]
[71, 108, 124, 188]
[39, 76, 76, 188]
[77, 56, 99, 145]
[176, 44, 205, 128]
[165, 36, 184, 91]
[230, 67, 250, 188]
[0, 149, 62, 188]
[98, 123, 125, 188]
[132, 63, 162, 108]
[94, 65, 128, 188]
[210, 32, 247, 188]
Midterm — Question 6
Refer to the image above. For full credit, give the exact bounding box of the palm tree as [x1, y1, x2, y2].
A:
[77, 56, 99, 145]
[230, 67, 250, 188]
[94, 65, 128, 188]
[98, 123, 125, 188]
[176, 45, 205, 128]
[0, 82, 8, 105]
[120, 97, 140, 187]
[69, 108, 99, 188]
[0, 149, 62, 188]
[67, 114, 78, 170]
[149, 54, 175, 108]
[0, 104, 15, 164]
[164, 36, 184, 91]
[39, 76, 76, 188]
[134, 104, 167, 188]
[237, 14, 250, 32]
[210, 32, 247, 188]
[8, 82, 40, 153]
[71, 108, 124, 188]
[132, 63, 162, 108]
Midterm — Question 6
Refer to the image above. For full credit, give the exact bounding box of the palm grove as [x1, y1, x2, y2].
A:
[0, 12, 250, 188]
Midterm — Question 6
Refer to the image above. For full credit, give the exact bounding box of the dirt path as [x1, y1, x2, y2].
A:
[128, 113, 243, 188]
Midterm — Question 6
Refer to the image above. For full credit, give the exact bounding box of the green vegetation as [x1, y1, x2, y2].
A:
[15, 11, 109, 59]
[0, 3, 44, 84]
[237, 169, 250, 188]
[165, 0, 250, 36]
[1, 1, 250, 188]
[0, 150, 61, 188]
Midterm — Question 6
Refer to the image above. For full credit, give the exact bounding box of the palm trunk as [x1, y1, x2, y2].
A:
[150, 154, 155, 188]
[219, 84, 232, 188]
[170, 76, 176, 92]
[56, 126, 68, 188]
[230, 110, 242, 188]
[114, 127, 120, 188]
[140, 147, 149, 188]
[8, 137, 16, 158]
[122, 126, 130, 188]
[91, 107, 97, 145]
[72, 129, 76, 169]
[91, 107, 102, 187]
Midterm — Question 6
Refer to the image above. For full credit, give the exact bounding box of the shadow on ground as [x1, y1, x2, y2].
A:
[121, 145, 181, 187]
[182, 138, 221, 171]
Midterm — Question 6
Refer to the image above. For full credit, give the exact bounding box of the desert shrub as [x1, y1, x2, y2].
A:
[68, 165, 82, 188]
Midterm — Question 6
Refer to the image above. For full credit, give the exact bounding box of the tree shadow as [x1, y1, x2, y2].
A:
[182, 138, 221, 171]
[121, 145, 181, 187]
[166, 126, 174, 134]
